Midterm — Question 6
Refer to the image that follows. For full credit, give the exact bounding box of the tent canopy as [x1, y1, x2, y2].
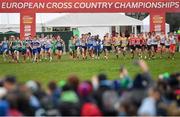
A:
[0, 13, 67, 33]
[0, 13, 67, 24]
[45, 13, 143, 27]
[4, 31, 18, 34]
[0, 13, 143, 34]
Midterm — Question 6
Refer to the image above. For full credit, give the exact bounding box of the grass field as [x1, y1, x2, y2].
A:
[0, 53, 180, 86]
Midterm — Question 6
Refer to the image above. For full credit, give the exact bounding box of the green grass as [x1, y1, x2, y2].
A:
[0, 53, 180, 86]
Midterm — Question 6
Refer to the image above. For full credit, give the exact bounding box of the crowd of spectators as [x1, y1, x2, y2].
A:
[0, 60, 179, 116]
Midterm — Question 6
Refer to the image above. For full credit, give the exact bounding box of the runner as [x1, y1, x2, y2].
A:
[87, 33, 93, 59]
[103, 33, 111, 59]
[37, 35, 42, 61]
[135, 34, 142, 59]
[169, 32, 176, 59]
[40, 34, 46, 60]
[10, 36, 20, 63]
[31, 36, 41, 62]
[21, 39, 27, 63]
[26, 35, 33, 61]
[141, 33, 147, 59]
[1, 37, 9, 62]
[151, 32, 158, 59]
[93, 35, 101, 59]
[56, 35, 64, 60]
[128, 33, 136, 59]
[120, 33, 128, 58]
[15, 37, 21, 62]
[146, 32, 153, 59]
[165, 36, 170, 57]
[159, 31, 166, 58]
[75, 35, 81, 59]
[69, 36, 76, 59]
[81, 34, 87, 59]
[114, 33, 121, 59]
[44, 35, 52, 60]
[50, 36, 57, 61]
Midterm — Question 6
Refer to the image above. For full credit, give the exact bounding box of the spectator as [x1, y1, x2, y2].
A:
[138, 86, 161, 116]
[47, 81, 61, 107]
[0, 87, 8, 116]
[3, 75, 17, 92]
[118, 66, 133, 89]
[67, 74, 80, 91]
[81, 102, 102, 116]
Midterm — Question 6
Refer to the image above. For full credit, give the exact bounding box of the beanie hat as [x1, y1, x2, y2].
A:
[78, 82, 92, 97]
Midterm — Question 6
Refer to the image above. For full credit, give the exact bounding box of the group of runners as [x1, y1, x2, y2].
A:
[69, 31, 177, 60]
[0, 34, 65, 63]
[0, 31, 178, 63]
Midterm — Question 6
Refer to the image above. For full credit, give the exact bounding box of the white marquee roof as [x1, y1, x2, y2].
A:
[45, 13, 143, 27]
[0, 13, 143, 32]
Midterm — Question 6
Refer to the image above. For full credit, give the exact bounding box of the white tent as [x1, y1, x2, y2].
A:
[45, 13, 143, 39]
[45, 13, 143, 27]
[77, 27, 111, 39]
[0, 13, 67, 33]
[142, 15, 170, 34]
[0, 13, 143, 38]
[0, 13, 20, 33]
[0, 23, 44, 33]
[0, 24, 19, 33]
